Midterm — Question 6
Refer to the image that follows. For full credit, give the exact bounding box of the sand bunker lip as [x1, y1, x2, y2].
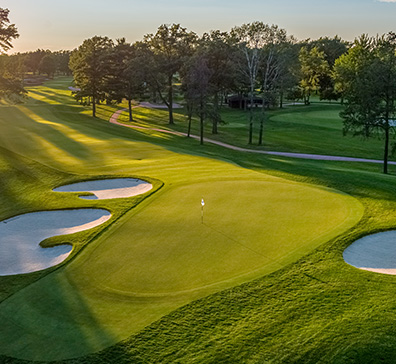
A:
[343, 231, 396, 275]
[0, 209, 111, 276]
[53, 178, 153, 200]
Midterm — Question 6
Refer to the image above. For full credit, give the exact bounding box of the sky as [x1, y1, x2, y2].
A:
[3, 0, 396, 53]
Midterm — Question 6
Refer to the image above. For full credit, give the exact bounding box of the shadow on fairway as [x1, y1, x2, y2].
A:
[0, 270, 118, 361]
[9, 106, 95, 162]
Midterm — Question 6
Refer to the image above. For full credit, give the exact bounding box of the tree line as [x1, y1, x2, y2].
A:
[2, 7, 396, 173]
[68, 24, 349, 141]
[0, 9, 72, 97]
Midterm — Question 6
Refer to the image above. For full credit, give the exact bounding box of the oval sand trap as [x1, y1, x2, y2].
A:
[0, 209, 111, 275]
[53, 178, 152, 200]
[344, 231, 396, 274]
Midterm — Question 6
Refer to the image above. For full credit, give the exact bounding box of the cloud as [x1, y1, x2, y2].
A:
[377, 0, 396, 2]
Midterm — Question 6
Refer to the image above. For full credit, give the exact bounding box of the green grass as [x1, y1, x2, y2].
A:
[1, 78, 396, 363]
[116, 100, 391, 163]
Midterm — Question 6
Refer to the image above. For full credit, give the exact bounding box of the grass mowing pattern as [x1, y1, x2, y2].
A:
[0, 78, 395, 363]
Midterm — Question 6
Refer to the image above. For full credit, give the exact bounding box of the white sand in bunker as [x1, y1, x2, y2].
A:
[53, 178, 152, 200]
[343, 231, 396, 275]
[0, 209, 111, 276]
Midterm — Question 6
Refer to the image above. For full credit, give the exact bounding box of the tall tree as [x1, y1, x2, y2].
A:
[38, 54, 56, 77]
[183, 53, 212, 144]
[53, 50, 72, 75]
[199, 30, 237, 134]
[0, 8, 24, 98]
[257, 25, 292, 145]
[69, 36, 114, 117]
[144, 24, 197, 124]
[299, 46, 330, 105]
[272, 43, 300, 109]
[0, 8, 18, 53]
[334, 33, 396, 174]
[231, 22, 266, 144]
[308, 36, 349, 101]
[106, 39, 146, 121]
[24, 49, 48, 74]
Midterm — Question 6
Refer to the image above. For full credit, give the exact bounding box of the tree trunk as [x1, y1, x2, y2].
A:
[168, 74, 174, 125]
[200, 100, 204, 145]
[383, 126, 389, 174]
[187, 102, 192, 138]
[92, 93, 96, 118]
[212, 92, 219, 134]
[187, 115, 192, 137]
[258, 112, 264, 145]
[279, 91, 283, 109]
[128, 98, 133, 121]
[248, 92, 254, 144]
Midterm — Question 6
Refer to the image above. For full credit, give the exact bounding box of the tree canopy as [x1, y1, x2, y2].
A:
[144, 24, 197, 124]
[334, 33, 396, 173]
[0, 8, 18, 53]
[69, 36, 114, 117]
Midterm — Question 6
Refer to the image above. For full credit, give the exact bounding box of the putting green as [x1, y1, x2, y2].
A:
[79, 179, 362, 295]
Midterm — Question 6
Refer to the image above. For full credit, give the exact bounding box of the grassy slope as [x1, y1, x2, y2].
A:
[1, 79, 396, 363]
[0, 79, 362, 361]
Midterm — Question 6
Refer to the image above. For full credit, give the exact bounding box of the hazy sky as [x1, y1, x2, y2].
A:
[3, 0, 396, 53]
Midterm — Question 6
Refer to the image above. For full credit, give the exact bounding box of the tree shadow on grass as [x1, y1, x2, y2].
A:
[0, 270, 118, 362]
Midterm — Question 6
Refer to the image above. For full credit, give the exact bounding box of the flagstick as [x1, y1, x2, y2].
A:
[201, 198, 205, 224]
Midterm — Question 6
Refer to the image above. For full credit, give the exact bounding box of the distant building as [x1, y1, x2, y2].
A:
[227, 94, 263, 109]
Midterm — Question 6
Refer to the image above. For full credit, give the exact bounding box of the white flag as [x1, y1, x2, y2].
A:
[201, 198, 205, 207]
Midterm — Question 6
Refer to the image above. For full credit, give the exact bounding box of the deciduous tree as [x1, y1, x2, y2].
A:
[257, 25, 292, 145]
[38, 54, 56, 78]
[69, 36, 114, 117]
[0, 8, 18, 53]
[199, 30, 236, 134]
[299, 46, 330, 105]
[231, 22, 265, 144]
[334, 33, 396, 174]
[0, 8, 24, 99]
[144, 24, 197, 124]
[183, 53, 212, 144]
[106, 39, 146, 121]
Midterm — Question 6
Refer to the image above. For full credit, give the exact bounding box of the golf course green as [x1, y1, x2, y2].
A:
[0, 77, 375, 362]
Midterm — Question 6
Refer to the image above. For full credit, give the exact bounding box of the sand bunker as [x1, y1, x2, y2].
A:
[53, 178, 152, 200]
[0, 178, 151, 276]
[0, 209, 111, 275]
[343, 231, 396, 275]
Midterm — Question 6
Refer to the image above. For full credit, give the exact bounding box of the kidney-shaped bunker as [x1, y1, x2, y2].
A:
[53, 178, 153, 200]
[0, 209, 111, 276]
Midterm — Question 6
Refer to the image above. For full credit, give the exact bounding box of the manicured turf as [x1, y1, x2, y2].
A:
[1, 77, 396, 363]
[119, 100, 391, 163]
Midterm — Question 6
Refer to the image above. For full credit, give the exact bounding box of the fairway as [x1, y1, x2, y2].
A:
[0, 79, 364, 361]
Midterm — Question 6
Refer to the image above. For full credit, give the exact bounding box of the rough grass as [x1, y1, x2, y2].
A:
[1, 78, 396, 363]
